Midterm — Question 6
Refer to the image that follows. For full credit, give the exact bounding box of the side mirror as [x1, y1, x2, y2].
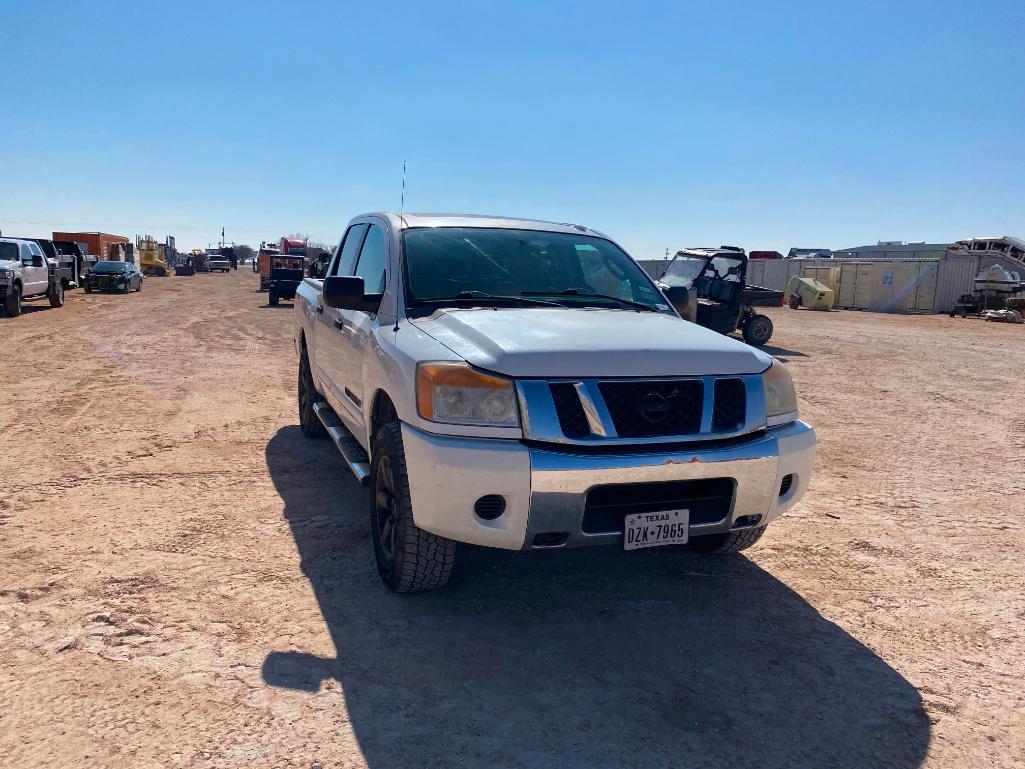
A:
[323, 275, 383, 313]
[664, 285, 696, 322]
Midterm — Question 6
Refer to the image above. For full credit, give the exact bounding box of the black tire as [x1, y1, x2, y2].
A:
[268, 291, 279, 306]
[84, 282, 92, 294]
[370, 423, 456, 592]
[156, 267, 166, 277]
[788, 294, 801, 310]
[136, 279, 142, 292]
[122, 282, 131, 294]
[687, 525, 767, 554]
[48, 281, 64, 308]
[4, 285, 21, 317]
[742, 314, 773, 346]
[298, 347, 326, 439]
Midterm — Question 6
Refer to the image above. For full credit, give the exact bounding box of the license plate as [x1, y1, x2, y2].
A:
[623, 509, 689, 550]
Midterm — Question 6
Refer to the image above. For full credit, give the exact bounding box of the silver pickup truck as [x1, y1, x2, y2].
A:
[293, 213, 815, 592]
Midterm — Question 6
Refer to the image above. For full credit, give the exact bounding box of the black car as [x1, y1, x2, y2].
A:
[268, 261, 305, 305]
[84, 261, 143, 294]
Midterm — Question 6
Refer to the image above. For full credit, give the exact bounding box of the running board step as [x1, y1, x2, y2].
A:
[312, 401, 371, 486]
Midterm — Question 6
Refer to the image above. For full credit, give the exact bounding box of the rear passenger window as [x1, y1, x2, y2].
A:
[331, 224, 368, 276]
[354, 225, 387, 294]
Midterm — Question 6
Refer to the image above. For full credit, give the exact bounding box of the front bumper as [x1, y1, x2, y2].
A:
[401, 420, 815, 551]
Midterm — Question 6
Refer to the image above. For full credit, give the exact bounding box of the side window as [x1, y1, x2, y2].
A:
[330, 224, 368, 277]
[354, 224, 387, 294]
[20, 244, 33, 262]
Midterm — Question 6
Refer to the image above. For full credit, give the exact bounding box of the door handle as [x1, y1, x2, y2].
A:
[333, 318, 345, 330]
[315, 304, 324, 314]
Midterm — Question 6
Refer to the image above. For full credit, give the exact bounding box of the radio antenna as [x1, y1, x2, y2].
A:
[394, 160, 407, 334]
[399, 160, 407, 228]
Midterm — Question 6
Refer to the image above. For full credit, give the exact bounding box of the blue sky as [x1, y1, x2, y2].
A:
[2, 0, 1023, 257]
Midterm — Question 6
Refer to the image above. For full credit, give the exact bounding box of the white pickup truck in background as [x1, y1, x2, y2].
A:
[293, 213, 815, 592]
[0, 237, 68, 317]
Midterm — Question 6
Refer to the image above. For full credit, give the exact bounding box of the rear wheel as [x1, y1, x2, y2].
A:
[742, 314, 773, 346]
[788, 294, 801, 310]
[371, 423, 457, 592]
[84, 282, 92, 294]
[5, 285, 21, 317]
[687, 525, 767, 554]
[48, 281, 64, 308]
[269, 290, 279, 305]
[298, 347, 326, 438]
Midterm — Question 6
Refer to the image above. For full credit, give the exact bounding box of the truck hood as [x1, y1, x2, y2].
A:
[411, 308, 773, 378]
[0, 259, 19, 270]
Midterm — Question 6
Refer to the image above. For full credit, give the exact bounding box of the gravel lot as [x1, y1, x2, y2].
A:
[1, 269, 1023, 768]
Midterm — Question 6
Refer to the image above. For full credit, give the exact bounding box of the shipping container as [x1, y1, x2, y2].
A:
[52, 231, 129, 261]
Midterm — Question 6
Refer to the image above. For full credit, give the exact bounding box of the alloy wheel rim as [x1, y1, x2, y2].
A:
[375, 456, 398, 564]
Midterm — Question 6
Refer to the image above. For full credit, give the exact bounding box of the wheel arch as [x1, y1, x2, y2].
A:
[368, 389, 398, 445]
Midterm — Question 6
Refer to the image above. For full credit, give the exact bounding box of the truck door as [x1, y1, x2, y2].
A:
[314, 223, 368, 426]
[21, 243, 49, 296]
[335, 222, 389, 433]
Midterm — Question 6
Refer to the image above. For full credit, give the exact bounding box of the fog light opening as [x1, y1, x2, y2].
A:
[732, 514, 763, 530]
[473, 495, 506, 521]
[779, 474, 795, 498]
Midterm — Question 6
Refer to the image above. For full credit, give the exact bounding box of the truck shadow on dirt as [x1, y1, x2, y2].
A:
[262, 426, 928, 769]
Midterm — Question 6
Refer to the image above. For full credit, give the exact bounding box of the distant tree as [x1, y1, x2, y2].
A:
[235, 244, 255, 264]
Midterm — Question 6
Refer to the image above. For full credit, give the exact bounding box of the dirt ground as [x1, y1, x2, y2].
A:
[1, 269, 1023, 769]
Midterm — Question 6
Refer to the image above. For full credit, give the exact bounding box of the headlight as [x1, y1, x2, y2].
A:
[762, 359, 799, 425]
[416, 362, 519, 427]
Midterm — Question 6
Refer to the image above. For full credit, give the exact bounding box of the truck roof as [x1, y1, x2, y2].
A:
[364, 212, 607, 238]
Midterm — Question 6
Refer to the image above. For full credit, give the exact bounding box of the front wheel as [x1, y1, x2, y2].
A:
[742, 314, 773, 346]
[84, 282, 93, 294]
[370, 423, 457, 592]
[268, 290, 279, 306]
[788, 294, 801, 310]
[687, 525, 767, 554]
[5, 285, 22, 317]
[48, 281, 65, 308]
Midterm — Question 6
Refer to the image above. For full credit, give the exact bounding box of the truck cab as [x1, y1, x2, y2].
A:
[293, 214, 815, 592]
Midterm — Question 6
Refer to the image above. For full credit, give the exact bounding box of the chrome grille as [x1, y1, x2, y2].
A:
[520, 375, 758, 444]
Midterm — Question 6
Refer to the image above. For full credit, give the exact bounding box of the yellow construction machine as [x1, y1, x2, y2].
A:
[137, 235, 170, 276]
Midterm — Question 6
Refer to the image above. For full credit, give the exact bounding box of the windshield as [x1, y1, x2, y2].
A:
[661, 254, 743, 287]
[660, 255, 708, 286]
[93, 261, 130, 273]
[402, 228, 667, 313]
[0, 242, 18, 262]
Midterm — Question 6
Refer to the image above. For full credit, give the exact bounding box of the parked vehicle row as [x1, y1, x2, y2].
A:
[294, 213, 815, 593]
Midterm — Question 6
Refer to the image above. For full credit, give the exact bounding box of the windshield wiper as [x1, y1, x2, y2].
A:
[521, 288, 658, 312]
[410, 290, 567, 308]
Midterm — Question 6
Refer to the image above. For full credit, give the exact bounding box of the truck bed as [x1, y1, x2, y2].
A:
[743, 284, 784, 307]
